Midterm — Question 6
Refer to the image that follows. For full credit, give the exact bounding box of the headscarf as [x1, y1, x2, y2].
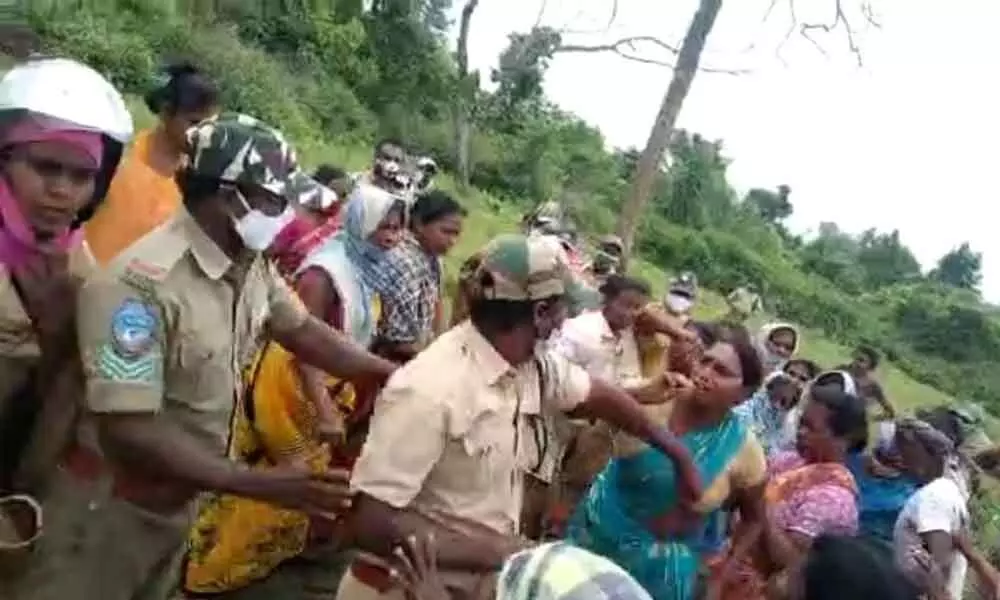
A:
[497, 542, 652, 600]
[756, 322, 800, 373]
[0, 114, 104, 267]
[339, 184, 403, 294]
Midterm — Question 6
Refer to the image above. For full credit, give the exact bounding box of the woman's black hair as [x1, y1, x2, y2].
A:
[814, 370, 850, 390]
[721, 324, 765, 390]
[313, 164, 346, 186]
[785, 358, 821, 379]
[411, 190, 467, 226]
[144, 61, 220, 115]
[810, 384, 869, 452]
[804, 535, 919, 600]
[598, 274, 651, 300]
[856, 344, 881, 369]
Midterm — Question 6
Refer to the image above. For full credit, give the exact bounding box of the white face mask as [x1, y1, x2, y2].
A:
[229, 189, 295, 252]
[665, 293, 693, 315]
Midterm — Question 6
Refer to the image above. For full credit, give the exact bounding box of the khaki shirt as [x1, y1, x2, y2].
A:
[0, 242, 95, 406]
[351, 321, 591, 535]
[77, 208, 309, 457]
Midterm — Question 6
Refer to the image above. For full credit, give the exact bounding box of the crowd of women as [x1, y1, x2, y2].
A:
[1, 52, 1000, 600]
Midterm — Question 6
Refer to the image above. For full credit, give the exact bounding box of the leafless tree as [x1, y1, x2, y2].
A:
[608, 0, 881, 268]
[453, 0, 480, 187]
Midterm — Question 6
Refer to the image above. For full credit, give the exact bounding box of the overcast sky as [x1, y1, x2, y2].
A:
[453, 0, 1000, 298]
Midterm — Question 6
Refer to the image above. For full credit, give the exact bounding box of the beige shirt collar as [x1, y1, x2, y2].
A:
[177, 207, 232, 281]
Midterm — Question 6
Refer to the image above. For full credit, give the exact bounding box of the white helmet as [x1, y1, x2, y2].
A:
[0, 57, 132, 143]
[0, 57, 133, 224]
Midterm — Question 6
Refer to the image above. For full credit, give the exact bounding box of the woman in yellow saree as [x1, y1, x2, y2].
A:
[184, 184, 405, 597]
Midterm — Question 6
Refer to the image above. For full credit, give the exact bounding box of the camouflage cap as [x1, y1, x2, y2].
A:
[475, 233, 586, 303]
[184, 112, 336, 208]
[597, 234, 624, 255]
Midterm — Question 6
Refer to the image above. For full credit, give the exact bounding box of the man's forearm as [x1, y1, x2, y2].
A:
[97, 414, 258, 496]
[278, 317, 396, 382]
[572, 378, 691, 465]
[624, 378, 670, 405]
[351, 495, 518, 572]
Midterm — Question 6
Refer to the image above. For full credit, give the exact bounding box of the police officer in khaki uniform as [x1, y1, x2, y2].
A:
[12, 113, 395, 600]
[340, 233, 702, 600]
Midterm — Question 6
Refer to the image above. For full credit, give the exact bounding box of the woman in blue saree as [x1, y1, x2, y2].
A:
[566, 325, 768, 599]
[846, 421, 917, 546]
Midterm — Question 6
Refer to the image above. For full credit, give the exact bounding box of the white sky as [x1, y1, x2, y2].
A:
[453, 0, 1000, 298]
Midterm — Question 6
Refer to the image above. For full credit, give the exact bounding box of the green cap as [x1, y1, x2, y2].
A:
[184, 112, 336, 208]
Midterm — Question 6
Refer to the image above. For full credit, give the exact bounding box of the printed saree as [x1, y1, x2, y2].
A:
[712, 456, 858, 600]
[183, 300, 379, 594]
[566, 412, 749, 600]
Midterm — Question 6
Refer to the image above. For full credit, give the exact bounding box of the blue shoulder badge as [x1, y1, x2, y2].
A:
[110, 298, 159, 359]
[94, 298, 162, 383]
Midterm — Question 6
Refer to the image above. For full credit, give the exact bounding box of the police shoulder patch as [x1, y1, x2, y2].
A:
[109, 298, 160, 359]
[93, 298, 162, 384]
[94, 343, 162, 384]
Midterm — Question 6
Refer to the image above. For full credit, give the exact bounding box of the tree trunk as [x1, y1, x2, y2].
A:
[453, 0, 479, 188]
[615, 0, 723, 270]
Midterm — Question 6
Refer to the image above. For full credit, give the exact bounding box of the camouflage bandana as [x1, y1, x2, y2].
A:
[184, 112, 336, 208]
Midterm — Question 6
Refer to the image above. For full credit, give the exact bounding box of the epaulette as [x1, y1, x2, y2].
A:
[120, 257, 172, 295]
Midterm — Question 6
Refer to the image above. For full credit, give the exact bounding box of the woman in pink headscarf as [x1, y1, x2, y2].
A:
[0, 56, 131, 496]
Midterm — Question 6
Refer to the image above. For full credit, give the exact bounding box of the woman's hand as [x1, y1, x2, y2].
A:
[388, 533, 451, 600]
[905, 546, 951, 600]
[247, 465, 353, 519]
[11, 252, 79, 353]
[316, 409, 347, 446]
[661, 372, 696, 402]
[865, 454, 901, 479]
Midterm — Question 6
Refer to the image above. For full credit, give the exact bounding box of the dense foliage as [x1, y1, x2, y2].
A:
[16, 0, 1000, 412]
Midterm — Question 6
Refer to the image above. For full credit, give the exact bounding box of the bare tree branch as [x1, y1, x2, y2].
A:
[556, 35, 747, 74]
[604, 0, 620, 31]
[533, 0, 548, 29]
[559, 0, 621, 35]
[793, 0, 880, 67]
[800, 0, 860, 64]
[739, 0, 781, 53]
